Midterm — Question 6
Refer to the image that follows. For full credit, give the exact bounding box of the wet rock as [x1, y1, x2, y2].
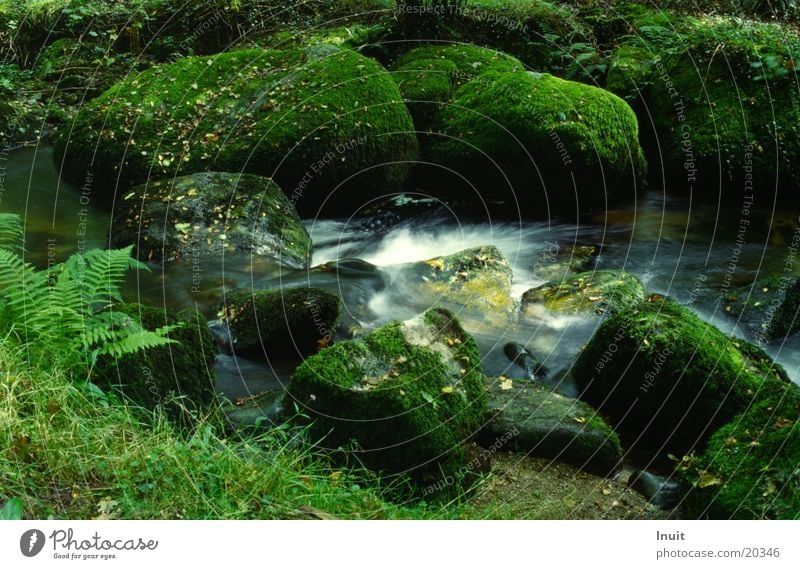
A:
[222, 390, 284, 435]
[217, 287, 341, 360]
[532, 242, 598, 282]
[503, 341, 548, 379]
[627, 470, 681, 510]
[93, 304, 216, 425]
[573, 296, 792, 454]
[112, 172, 311, 267]
[720, 276, 796, 342]
[287, 308, 486, 479]
[420, 245, 514, 313]
[522, 269, 645, 316]
[479, 377, 622, 476]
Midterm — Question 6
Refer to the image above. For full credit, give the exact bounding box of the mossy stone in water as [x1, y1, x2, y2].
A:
[218, 287, 341, 360]
[573, 297, 789, 454]
[420, 245, 514, 314]
[112, 172, 310, 267]
[428, 71, 646, 214]
[287, 308, 486, 479]
[522, 269, 645, 316]
[93, 304, 217, 425]
[680, 381, 800, 519]
[55, 46, 418, 215]
[480, 377, 622, 475]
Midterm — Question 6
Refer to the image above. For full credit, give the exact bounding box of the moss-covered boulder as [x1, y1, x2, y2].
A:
[287, 308, 486, 479]
[427, 71, 646, 213]
[112, 172, 310, 267]
[93, 304, 216, 423]
[680, 382, 800, 519]
[217, 287, 341, 360]
[55, 46, 418, 215]
[391, 44, 524, 129]
[573, 297, 790, 453]
[611, 15, 800, 200]
[420, 245, 514, 313]
[480, 377, 622, 475]
[522, 269, 645, 316]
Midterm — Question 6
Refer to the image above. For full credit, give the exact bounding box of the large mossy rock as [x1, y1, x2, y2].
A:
[522, 269, 645, 316]
[605, 13, 800, 201]
[391, 44, 524, 129]
[573, 297, 790, 453]
[217, 287, 341, 360]
[93, 304, 216, 423]
[55, 46, 418, 215]
[480, 377, 622, 475]
[112, 172, 310, 266]
[427, 71, 646, 214]
[287, 308, 487, 479]
[680, 382, 800, 519]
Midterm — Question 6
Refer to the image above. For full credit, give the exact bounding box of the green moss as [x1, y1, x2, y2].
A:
[391, 44, 523, 130]
[218, 287, 341, 359]
[522, 269, 645, 316]
[573, 297, 789, 454]
[93, 303, 217, 425]
[680, 381, 800, 519]
[480, 377, 622, 475]
[55, 46, 418, 214]
[428, 71, 646, 212]
[287, 308, 487, 480]
[113, 172, 310, 267]
[631, 16, 800, 197]
[605, 45, 659, 101]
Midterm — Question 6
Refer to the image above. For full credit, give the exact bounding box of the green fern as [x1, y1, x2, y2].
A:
[0, 214, 177, 371]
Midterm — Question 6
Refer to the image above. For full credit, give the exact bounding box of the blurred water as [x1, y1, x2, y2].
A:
[3, 147, 799, 400]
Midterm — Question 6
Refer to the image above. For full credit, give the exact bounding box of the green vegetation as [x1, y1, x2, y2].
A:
[428, 70, 646, 212]
[93, 304, 217, 425]
[288, 308, 486, 481]
[112, 172, 311, 267]
[391, 43, 524, 129]
[573, 297, 790, 453]
[679, 381, 800, 519]
[0, 214, 175, 374]
[56, 45, 418, 214]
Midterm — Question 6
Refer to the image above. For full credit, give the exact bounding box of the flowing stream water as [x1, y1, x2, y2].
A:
[4, 146, 800, 405]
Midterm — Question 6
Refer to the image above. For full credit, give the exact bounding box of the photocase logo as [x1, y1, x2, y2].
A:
[20, 529, 46, 557]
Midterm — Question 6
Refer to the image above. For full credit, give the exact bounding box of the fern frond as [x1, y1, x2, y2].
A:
[0, 213, 23, 253]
